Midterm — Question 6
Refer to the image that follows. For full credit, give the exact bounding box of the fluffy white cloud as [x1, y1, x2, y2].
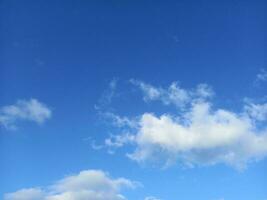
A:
[0, 99, 51, 129]
[103, 81, 267, 169]
[129, 102, 267, 169]
[4, 170, 137, 200]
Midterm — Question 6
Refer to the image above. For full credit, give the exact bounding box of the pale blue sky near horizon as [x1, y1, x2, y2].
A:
[0, 0, 267, 200]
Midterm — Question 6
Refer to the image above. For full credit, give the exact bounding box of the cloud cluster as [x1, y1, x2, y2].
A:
[0, 99, 51, 129]
[4, 170, 136, 200]
[104, 81, 267, 169]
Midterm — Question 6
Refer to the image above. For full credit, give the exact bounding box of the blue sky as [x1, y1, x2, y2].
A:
[0, 0, 267, 200]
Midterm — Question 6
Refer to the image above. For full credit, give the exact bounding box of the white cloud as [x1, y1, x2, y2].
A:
[128, 102, 267, 169]
[102, 81, 267, 169]
[130, 79, 213, 109]
[4, 170, 137, 200]
[0, 99, 51, 129]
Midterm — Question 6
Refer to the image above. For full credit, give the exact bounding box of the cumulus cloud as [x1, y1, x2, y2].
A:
[4, 170, 137, 200]
[0, 99, 51, 129]
[129, 102, 267, 169]
[102, 81, 267, 169]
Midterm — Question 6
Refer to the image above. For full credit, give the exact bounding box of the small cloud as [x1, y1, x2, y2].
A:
[92, 112, 138, 153]
[4, 188, 45, 200]
[102, 112, 138, 128]
[255, 68, 267, 86]
[4, 169, 138, 200]
[244, 101, 267, 121]
[84, 137, 104, 150]
[0, 99, 51, 130]
[256, 68, 267, 81]
[105, 133, 135, 148]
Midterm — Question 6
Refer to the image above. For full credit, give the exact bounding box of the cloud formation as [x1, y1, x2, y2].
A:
[103, 81, 267, 169]
[0, 99, 51, 129]
[129, 102, 267, 169]
[4, 170, 137, 200]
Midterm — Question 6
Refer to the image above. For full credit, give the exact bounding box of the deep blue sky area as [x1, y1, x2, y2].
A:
[0, 1, 266, 200]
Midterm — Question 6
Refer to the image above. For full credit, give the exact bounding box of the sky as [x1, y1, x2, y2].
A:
[0, 0, 267, 200]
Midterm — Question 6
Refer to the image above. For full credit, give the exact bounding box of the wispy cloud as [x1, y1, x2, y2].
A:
[130, 79, 213, 109]
[256, 68, 267, 82]
[101, 112, 138, 129]
[244, 100, 267, 121]
[0, 99, 51, 130]
[105, 133, 136, 148]
[4, 169, 138, 200]
[95, 78, 118, 110]
[99, 80, 267, 170]
[254, 68, 267, 87]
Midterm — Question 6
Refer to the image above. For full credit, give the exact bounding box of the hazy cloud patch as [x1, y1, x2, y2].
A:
[0, 99, 51, 130]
